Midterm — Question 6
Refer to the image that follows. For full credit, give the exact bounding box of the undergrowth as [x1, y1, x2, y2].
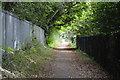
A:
[75, 49, 94, 63]
[48, 38, 62, 48]
[3, 40, 52, 78]
[68, 40, 76, 48]
[75, 49, 110, 76]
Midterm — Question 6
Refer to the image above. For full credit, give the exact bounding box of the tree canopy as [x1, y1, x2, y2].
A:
[2, 2, 120, 36]
[2, 2, 120, 47]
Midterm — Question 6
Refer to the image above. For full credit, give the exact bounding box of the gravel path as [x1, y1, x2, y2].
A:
[44, 47, 110, 78]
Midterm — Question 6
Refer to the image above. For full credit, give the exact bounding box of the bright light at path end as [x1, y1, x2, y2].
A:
[58, 39, 69, 48]
[62, 39, 68, 45]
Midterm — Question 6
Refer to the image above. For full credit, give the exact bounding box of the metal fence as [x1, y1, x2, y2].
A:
[0, 9, 45, 67]
[76, 33, 120, 79]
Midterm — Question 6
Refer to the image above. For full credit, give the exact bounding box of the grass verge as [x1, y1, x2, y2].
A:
[75, 49, 111, 77]
[2, 40, 52, 78]
[75, 49, 95, 63]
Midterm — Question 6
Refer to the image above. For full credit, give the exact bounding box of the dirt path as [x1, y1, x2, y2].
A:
[44, 47, 110, 78]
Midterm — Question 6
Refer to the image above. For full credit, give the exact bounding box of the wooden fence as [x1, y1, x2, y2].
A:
[77, 33, 120, 79]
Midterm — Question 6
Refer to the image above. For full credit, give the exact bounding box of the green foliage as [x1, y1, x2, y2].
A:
[27, 35, 36, 41]
[68, 40, 76, 48]
[75, 49, 94, 62]
[2, 2, 67, 34]
[2, 2, 120, 46]
[75, 49, 108, 74]
[46, 2, 120, 45]
[3, 40, 52, 78]
[46, 28, 62, 48]
[0, 45, 15, 54]
[73, 2, 120, 36]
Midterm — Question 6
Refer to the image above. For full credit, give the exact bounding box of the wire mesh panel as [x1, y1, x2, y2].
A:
[0, 9, 45, 62]
[0, 10, 3, 68]
[39, 27, 43, 44]
[5, 13, 14, 49]
[33, 25, 39, 41]
[20, 21, 31, 46]
[41, 29, 45, 45]
[32, 25, 45, 45]
[13, 16, 21, 50]
[29, 24, 33, 39]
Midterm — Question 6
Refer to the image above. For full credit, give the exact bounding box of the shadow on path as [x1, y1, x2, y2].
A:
[53, 48, 77, 50]
[44, 45, 110, 78]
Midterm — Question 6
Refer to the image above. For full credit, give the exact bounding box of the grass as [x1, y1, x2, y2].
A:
[2, 40, 52, 78]
[75, 49, 95, 63]
[75, 49, 104, 69]
[75, 49, 110, 77]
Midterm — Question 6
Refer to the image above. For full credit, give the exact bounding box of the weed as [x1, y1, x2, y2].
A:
[2, 40, 52, 78]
